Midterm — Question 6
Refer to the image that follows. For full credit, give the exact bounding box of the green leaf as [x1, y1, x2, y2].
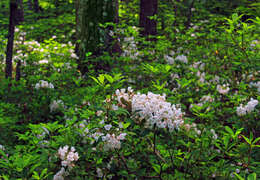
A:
[247, 173, 257, 180]
[234, 128, 244, 137]
[242, 135, 251, 145]
[0, 175, 9, 180]
[32, 171, 40, 180]
[152, 164, 161, 174]
[123, 122, 131, 129]
[225, 126, 234, 137]
[40, 168, 48, 178]
[234, 172, 244, 180]
[104, 74, 114, 83]
[97, 74, 105, 85]
[90, 76, 101, 85]
[152, 80, 166, 90]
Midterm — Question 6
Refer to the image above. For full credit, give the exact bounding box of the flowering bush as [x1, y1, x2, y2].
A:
[0, 2, 259, 180]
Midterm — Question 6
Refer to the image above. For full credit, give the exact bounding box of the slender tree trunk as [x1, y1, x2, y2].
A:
[5, 0, 24, 79]
[139, 0, 158, 40]
[5, 2, 17, 79]
[33, 0, 40, 13]
[185, 0, 195, 29]
[28, 0, 33, 10]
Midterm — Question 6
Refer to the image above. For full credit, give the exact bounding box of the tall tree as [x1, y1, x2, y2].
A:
[5, 0, 24, 79]
[33, 0, 40, 13]
[139, 0, 158, 40]
[75, 0, 118, 72]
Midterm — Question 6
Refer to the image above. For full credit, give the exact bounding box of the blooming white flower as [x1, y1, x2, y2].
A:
[96, 110, 103, 116]
[97, 168, 103, 178]
[50, 100, 64, 112]
[0, 145, 5, 150]
[39, 59, 49, 64]
[58, 146, 79, 168]
[236, 169, 240, 174]
[249, 81, 260, 93]
[236, 98, 258, 116]
[115, 88, 184, 131]
[35, 80, 54, 89]
[104, 124, 112, 131]
[118, 133, 127, 140]
[103, 133, 122, 151]
[210, 129, 218, 140]
[217, 84, 230, 94]
[53, 167, 65, 180]
[71, 53, 78, 59]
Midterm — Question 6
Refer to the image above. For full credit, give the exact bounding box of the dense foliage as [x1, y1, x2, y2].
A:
[0, 0, 259, 179]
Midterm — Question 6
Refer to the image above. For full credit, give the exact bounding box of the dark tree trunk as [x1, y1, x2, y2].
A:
[33, 0, 40, 13]
[139, 0, 158, 40]
[5, 2, 17, 79]
[28, 0, 33, 10]
[185, 0, 195, 29]
[16, 0, 24, 24]
[109, 0, 122, 55]
[5, 0, 24, 79]
[16, 60, 21, 81]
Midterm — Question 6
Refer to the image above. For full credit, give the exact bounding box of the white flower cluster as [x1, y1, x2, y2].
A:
[53, 167, 66, 180]
[54, 146, 79, 180]
[122, 36, 140, 60]
[250, 40, 259, 47]
[38, 59, 49, 64]
[115, 88, 184, 131]
[250, 81, 260, 93]
[132, 92, 184, 131]
[0, 144, 5, 151]
[236, 98, 258, 116]
[75, 120, 89, 138]
[183, 123, 201, 135]
[50, 100, 64, 112]
[191, 61, 205, 71]
[115, 87, 134, 108]
[70, 53, 78, 59]
[164, 51, 188, 64]
[217, 84, 230, 94]
[35, 80, 54, 89]
[210, 129, 218, 140]
[58, 146, 79, 168]
[89, 132, 104, 142]
[196, 71, 206, 83]
[102, 133, 127, 151]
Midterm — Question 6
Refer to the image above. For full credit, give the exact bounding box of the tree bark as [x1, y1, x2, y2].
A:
[5, 2, 17, 79]
[33, 0, 40, 13]
[5, 0, 24, 79]
[75, 0, 118, 72]
[28, 0, 33, 10]
[139, 0, 158, 40]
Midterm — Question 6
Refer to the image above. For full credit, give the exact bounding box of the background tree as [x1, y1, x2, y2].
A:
[33, 0, 40, 13]
[75, 0, 118, 73]
[139, 0, 158, 40]
[5, 0, 24, 79]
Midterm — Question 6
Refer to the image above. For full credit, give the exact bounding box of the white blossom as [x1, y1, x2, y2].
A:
[50, 100, 64, 112]
[35, 80, 54, 89]
[236, 98, 258, 116]
[104, 124, 112, 131]
[217, 84, 230, 94]
[53, 167, 65, 180]
[58, 146, 79, 168]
